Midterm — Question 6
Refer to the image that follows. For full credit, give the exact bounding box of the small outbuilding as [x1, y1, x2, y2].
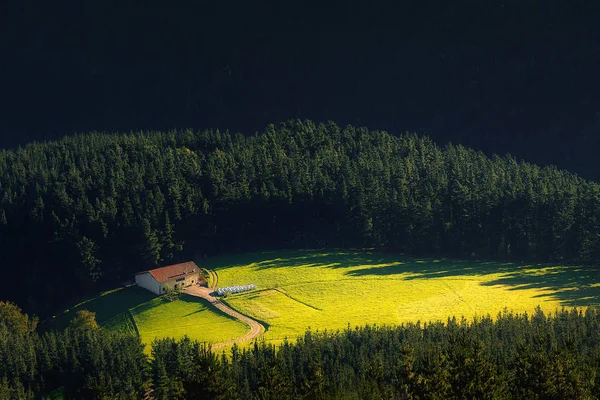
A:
[134, 261, 203, 295]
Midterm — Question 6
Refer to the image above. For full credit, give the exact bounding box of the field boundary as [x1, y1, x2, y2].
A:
[442, 281, 466, 304]
[219, 297, 271, 332]
[274, 288, 322, 311]
[128, 310, 141, 337]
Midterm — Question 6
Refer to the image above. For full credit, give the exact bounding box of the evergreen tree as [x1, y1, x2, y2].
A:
[76, 236, 102, 283]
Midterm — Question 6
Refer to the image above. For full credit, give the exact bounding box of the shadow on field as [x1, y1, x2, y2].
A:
[349, 257, 600, 307]
[177, 294, 242, 322]
[206, 249, 396, 271]
[480, 267, 600, 307]
[206, 249, 600, 308]
[50, 286, 155, 330]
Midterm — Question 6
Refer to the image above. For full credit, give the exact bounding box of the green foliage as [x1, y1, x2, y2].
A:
[69, 309, 99, 330]
[76, 236, 102, 283]
[0, 301, 37, 335]
[0, 320, 148, 398]
[164, 286, 182, 302]
[6, 304, 600, 398]
[141, 219, 162, 267]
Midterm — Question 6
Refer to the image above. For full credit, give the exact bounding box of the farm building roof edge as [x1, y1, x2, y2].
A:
[135, 261, 200, 284]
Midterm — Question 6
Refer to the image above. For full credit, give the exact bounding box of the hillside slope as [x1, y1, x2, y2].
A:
[1, 120, 600, 314]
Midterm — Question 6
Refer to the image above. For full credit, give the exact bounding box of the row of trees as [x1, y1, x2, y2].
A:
[151, 307, 600, 399]
[0, 303, 147, 399]
[1, 120, 600, 315]
[3, 302, 600, 398]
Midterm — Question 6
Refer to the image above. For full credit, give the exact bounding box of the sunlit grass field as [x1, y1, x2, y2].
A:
[207, 250, 600, 345]
[50, 286, 248, 349]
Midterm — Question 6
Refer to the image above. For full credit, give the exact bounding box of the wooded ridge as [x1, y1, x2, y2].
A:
[1, 120, 599, 315]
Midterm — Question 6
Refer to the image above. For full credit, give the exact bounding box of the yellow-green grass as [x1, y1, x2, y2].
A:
[49, 286, 248, 349]
[206, 250, 600, 346]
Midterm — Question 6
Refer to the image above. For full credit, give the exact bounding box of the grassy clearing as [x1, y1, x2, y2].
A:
[207, 250, 600, 345]
[132, 294, 249, 345]
[50, 286, 249, 348]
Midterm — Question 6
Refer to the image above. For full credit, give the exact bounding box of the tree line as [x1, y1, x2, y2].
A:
[3, 301, 600, 399]
[1, 120, 600, 315]
[0, 303, 147, 399]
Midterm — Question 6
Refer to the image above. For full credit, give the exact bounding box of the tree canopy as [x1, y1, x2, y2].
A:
[3, 307, 600, 398]
[0, 301, 36, 336]
[69, 310, 99, 331]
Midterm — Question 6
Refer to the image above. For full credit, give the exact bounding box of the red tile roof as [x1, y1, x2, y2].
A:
[136, 261, 200, 284]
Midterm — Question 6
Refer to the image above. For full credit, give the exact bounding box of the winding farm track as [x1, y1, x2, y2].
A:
[184, 270, 264, 349]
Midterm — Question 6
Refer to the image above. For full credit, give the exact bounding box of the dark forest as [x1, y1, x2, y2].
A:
[3, 306, 600, 398]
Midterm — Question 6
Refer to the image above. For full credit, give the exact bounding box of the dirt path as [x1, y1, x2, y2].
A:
[184, 274, 264, 349]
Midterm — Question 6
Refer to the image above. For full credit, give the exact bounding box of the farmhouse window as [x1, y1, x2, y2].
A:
[176, 277, 185, 282]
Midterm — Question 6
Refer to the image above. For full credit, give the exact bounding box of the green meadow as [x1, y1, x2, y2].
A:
[207, 250, 600, 345]
[50, 286, 248, 348]
[50, 250, 600, 350]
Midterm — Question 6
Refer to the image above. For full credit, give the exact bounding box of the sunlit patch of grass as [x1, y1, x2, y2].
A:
[207, 250, 600, 346]
[50, 287, 248, 350]
[132, 294, 248, 347]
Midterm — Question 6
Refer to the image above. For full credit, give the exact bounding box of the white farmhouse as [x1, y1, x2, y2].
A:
[134, 261, 202, 295]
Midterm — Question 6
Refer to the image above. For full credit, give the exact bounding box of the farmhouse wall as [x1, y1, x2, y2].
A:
[135, 272, 161, 295]
[160, 273, 200, 293]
